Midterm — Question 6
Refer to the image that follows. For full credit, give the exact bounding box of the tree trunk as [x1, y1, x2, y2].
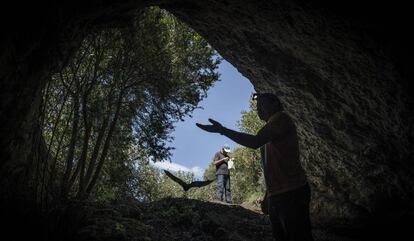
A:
[75, 94, 92, 198]
[85, 91, 123, 195]
[60, 95, 80, 199]
[46, 108, 73, 205]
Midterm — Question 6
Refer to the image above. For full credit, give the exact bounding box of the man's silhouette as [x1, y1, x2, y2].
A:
[196, 93, 313, 241]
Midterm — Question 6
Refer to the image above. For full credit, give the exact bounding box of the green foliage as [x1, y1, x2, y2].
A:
[133, 99, 268, 206]
[39, 6, 267, 207]
[230, 100, 266, 206]
[203, 163, 216, 181]
[237, 100, 266, 135]
[39, 6, 220, 204]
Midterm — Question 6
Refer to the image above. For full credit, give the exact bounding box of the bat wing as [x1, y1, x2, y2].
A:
[164, 170, 189, 190]
[189, 179, 215, 189]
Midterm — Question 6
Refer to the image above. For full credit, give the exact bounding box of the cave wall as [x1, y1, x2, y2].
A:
[1, 0, 413, 227]
[160, 0, 414, 225]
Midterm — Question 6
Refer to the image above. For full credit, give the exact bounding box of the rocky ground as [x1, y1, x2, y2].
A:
[46, 197, 388, 241]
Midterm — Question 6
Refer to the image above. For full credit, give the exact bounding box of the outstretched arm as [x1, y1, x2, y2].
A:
[196, 119, 268, 149]
[220, 127, 264, 149]
[197, 115, 291, 149]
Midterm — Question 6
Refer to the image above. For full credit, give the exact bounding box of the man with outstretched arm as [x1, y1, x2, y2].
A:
[196, 93, 314, 241]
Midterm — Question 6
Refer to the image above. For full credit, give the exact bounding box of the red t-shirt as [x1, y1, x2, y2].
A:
[258, 112, 307, 196]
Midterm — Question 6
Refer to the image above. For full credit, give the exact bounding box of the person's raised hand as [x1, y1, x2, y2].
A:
[196, 118, 224, 134]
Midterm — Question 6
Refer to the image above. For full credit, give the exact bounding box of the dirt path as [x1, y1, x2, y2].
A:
[141, 198, 359, 241]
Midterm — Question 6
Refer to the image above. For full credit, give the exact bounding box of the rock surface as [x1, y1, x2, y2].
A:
[47, 198, 364, 241]
[160, 0, 414, 225]
[1, 0, 413, 230]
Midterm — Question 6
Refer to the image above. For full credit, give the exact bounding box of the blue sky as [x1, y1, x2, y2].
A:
[151, 58, 255, 179]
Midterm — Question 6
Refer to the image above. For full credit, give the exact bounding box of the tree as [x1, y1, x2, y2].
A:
[230, 99, 266, 205]
[38, 6, 220, 205]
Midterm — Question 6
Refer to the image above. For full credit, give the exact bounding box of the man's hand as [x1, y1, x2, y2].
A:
[196, 118, 224, 134]
[214, 156, 229, 165]
[197, 118, 262, 149]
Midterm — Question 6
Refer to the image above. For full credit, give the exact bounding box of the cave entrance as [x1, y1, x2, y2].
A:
[1, 1, 412, 237]
[161, 59, 254, 181]
[37, 6, 254, 205]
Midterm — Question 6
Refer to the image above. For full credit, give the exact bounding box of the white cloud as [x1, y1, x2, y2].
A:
[150, 161, 204, 179]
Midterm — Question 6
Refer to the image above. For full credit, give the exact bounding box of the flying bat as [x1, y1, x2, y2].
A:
[163, 170, 215, 191]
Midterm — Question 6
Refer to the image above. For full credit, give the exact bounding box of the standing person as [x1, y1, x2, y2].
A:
[196, 93, 313, 241]
[213, 144, 232, 203]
